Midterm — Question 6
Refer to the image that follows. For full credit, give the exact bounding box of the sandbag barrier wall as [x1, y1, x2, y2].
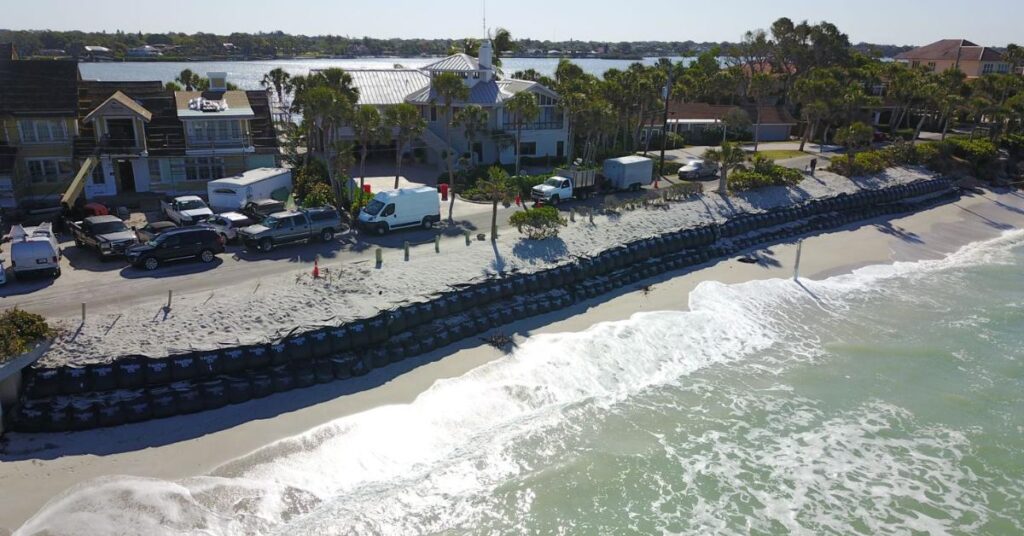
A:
[8, 178, 957, 433]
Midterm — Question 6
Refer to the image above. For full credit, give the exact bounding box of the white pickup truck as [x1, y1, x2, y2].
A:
[161, 195, 214, 225]
[530, 168, 599, 205]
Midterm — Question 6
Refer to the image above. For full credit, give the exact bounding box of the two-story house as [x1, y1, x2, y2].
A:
[0, 45, 80, 210]
[332, 39, 568, 168]
[74, 73, 279, 201]
[895, 39, 1010, 78]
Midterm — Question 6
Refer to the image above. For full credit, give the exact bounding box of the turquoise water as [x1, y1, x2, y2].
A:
[18, 230, 1024, 535]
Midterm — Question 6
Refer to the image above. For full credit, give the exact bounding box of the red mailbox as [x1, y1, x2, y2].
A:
[363, 184, 372, 194]
[439, 183, 449, 201]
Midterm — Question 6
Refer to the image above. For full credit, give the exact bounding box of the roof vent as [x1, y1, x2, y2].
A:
[207, 72, 228, 92]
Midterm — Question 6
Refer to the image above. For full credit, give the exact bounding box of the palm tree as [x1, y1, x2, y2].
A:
[329, 140, 355, 207]
[505, 92, 540, 175]
[260, 67, 293, 107]
[703, 141, 746, 194]
[747, 73, 774, 152]
[454, 104, 489, 166]
[491, 28, 514, 68]
[476, 166, 517, 240]
[352, 105, 384, 191]
[295, 86, 337, 164]
[176, 69, 202, 91]
[432, 72, 470, 220]
[383, 103, 426, 190]
[164, 81, 183, 91]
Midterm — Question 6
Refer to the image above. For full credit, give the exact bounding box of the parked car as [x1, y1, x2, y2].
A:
[68, 215, 138, 258]
[357, 187, 441, 234]
[207, 168, 292, 212]
[125, 227, 225, 271]
[161, 195, 213, 225]
[677, 159, 719, 180]
[242, 198, 287, 222]
[9, 223, 62, 278]
[238, 206, 341, 252]
[134, 221, 178, 242]
[202, 212, 254, 242]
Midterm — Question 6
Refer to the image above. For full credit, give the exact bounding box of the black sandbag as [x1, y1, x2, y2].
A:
[114, 356, 146, 389]
[122, 392, 152, 423]
[525, 273, 541, 292]
[441, 292, 462, 315]
[309, 329, 332, 359]
[13, 400, 46, 433]
[370, 347, 390, 368]
[46, 399, 72, 432]
[201, 378, 229, 409]
[170, 353, 199, 382]
[385, 340, 405, 364]
[447, 321, 467, 342]
[418, 332, 438, 354]
[96, 400, 125, 428]
[349, 320, 370, 349]
[145, 357, 172, 386]
[222, 347, 246, 375]
[331, 354, 356, 379]
[149, 386, 178, 418]
[473, 315, 491, 334]
[368, 314, 388, 345]
[525, 302, 541, 317]
[287, 334, 314, 362]
[329, 325, 352, 354]
[511, 303, 528, 319]
[487, 309, 503, 329]
[196, 349, 223, 377]
[225, 376, 252, 404]
[69, 399, 98, 431]
[269, 341, 290, 366]
[89, 362, 117, 391]
[175, 384, 203, 414]
[628, 242, 647, 262]
[271, 366, 295, 393]
[480, 282, 502, 305]
[500, 280, 516, 298]
[313, 359, 334, 384]
[403, 339, 423, 358]
[61, 366, 90, 395]
[247, 344, 272, 370]
[433, 326, 452, 348]
[249, 373, 274, 398]
[386, 307, 409, 336]
[28, 367, 61, 398]
[351, 357, 370, 377]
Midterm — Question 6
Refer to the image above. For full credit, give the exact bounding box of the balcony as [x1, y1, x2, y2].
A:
[501, 121, 565, 131]
[185, 133, 255, 155]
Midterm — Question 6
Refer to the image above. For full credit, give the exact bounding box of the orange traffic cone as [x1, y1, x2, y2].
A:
[312, 257, 320, 279]
[654, 178, 660, 189]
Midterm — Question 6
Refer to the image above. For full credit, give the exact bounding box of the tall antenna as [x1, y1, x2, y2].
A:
[483, 0, 487, 37]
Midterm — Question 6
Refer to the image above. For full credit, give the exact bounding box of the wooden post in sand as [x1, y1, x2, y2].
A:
[793, 240, 803, 281]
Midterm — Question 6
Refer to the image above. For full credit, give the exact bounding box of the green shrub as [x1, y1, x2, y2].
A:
[894, 128, 916, 141]
[728, 159, 802, 192]
[348, 189, 374, 215]
[828, 149, 894, 176]
[658, 161, 685, 176]
[293, 161, 330, 202]
[0, 309, 52, 362]
[647, 130, 686, 150]
[302, 182, 335, 208]
[509, 206, 567, 239]
[1001, 133, 1024, 158]
[946, 138, 998, 164]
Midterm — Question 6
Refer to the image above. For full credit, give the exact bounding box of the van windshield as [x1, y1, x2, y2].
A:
[363, 200, 384, 216]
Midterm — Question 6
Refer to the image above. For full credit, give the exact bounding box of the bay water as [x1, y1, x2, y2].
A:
[18, 229, 1024, 535]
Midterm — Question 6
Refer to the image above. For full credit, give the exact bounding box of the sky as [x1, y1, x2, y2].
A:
[3, 0, 1023, 46]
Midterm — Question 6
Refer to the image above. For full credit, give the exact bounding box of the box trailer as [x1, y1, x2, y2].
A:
[207, 168, 293, 211]
[603, 156, 653, 191]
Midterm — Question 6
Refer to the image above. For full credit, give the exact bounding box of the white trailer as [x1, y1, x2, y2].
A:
[603, 156, 653, 191]
[207, 168, 293, 211]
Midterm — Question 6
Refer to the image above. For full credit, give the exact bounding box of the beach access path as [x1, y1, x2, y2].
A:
[2, 187, 1022, 531]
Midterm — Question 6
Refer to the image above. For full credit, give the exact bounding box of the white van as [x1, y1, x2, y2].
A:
[357, 187, 441, 235]
[207, 168, 293, 211]
[10, 223, 62, 278]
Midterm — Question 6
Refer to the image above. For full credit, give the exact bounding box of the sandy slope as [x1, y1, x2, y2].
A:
[1, 187, 1021, 531]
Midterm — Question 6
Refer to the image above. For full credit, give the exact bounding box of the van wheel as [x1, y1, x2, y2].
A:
[630, 183, 642, 192]
[320, 228, 334, 242]
[421, 217, 433, 229]
[143, 257, 159, 271]
[375, 223, 388, 236]
[54, 267, 62, 278]
[199, 249, 215, 263]
[259, 238, 274, 252]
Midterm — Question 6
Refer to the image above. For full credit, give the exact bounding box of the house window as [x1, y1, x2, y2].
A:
[911, 60, 921, 68]
[519, 142, 537, 156]
[147, 159, 162, 183]
[184, 157, 224, 181]
[18, 119, 68, 144]
[26, 158, 71, 183]
[430, 106, 438, 122]
[982, 63, 994, 74]
[186, 120, 244, 146]
[998, 63, 1009, 73]
[927, 62, 936, 71]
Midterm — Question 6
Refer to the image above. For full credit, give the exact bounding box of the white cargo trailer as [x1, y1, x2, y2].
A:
[207, 168, 293, 211]
[603, 156, 653, 191]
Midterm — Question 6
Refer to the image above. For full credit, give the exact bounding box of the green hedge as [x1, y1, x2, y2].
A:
[509, 205, 567, 239]
[463, 173, 549, 201]
[1, 309, 52, 363]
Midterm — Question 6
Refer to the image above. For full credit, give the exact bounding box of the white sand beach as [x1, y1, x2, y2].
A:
[1, 187, 1022, 531]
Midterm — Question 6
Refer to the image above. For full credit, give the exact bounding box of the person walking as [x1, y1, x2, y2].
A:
[809, 157, 818, 174]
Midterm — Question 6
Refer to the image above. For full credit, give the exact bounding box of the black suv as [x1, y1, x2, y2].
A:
[125, 227, 225, 271]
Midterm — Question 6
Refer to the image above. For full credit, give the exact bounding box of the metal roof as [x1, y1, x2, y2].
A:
[347, 69, 431, 105]
[421, 54, 480, 72]
[405, 79, 506, 106]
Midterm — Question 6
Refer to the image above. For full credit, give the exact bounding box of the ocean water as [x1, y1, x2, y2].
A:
[17, 230, 1024, 535]
[79, 57, 691, 89]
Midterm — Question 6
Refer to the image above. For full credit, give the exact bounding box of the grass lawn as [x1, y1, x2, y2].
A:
[753, 149, 806, 160]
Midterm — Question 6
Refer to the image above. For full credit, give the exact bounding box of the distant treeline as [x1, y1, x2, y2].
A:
[0, 28, 916, 60]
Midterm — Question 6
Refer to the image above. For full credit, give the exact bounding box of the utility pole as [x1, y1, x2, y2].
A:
[659, 73, 672, 177]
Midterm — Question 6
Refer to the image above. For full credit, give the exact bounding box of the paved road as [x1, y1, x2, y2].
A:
[0, 182, 667, 319]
